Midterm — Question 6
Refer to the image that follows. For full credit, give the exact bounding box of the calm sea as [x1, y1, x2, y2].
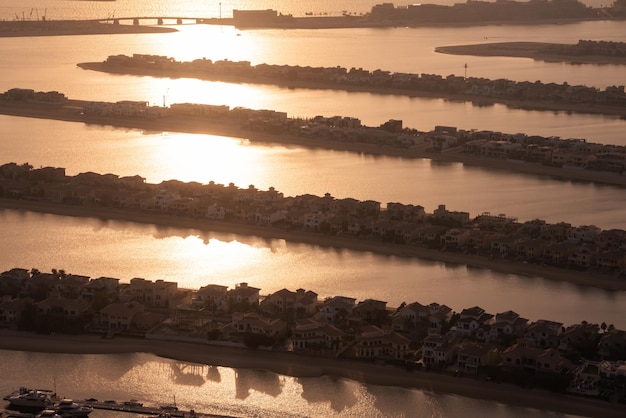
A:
[0, 1, 625, 416]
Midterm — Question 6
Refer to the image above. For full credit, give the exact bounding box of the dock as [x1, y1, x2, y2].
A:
[2, 395, 233, 418]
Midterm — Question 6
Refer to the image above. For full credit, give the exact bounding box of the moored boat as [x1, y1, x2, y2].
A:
[6, 388, 56, 409]
[54, 399, 92, 417]
[35, 410, 62, 418]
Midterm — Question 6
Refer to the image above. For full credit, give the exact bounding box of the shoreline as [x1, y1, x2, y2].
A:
[1, 100, 626, 188]
[1, 198, 625, 292]
[0, 330, 624, 418]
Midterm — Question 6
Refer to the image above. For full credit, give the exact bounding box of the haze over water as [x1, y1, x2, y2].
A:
[1, 1, 625, 416]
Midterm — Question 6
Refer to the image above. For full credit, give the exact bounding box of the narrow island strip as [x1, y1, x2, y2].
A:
[76, 54, 626, 118]
[1, 162, 625, 291]
[1, 88, 626, 188]
[435, 40, 626, 65]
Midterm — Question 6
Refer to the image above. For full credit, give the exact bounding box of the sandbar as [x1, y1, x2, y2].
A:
[0, 330, 624, 418]
[435, 42, 626, 65]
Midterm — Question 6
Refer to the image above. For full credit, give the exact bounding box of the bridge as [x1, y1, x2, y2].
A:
[92, 16, 229, 26]
[96, 17, 200, 26]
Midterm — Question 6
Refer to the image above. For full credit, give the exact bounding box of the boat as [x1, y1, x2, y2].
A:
[6, 413, 35, 418]
[54, 400, 92, 417]
[36, 410, 62, 418]
[6, 388, 56, 409]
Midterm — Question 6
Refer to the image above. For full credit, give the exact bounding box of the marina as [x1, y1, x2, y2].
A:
[3, 389, 210, 418]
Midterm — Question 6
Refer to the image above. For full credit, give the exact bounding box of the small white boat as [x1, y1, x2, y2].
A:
[55, 399, 92, 417]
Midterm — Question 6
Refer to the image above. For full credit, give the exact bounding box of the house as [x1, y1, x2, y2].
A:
[265, 288, 318, 317]
[568, 225, 602, 243]
[501, 341, 543, 372]
[422, 334, 456, 367]
[195, 284, 229, 311]
[0, 298, 26, 326]
[491, 235, 519, 257]
[206, 203, 227, 220]
[417, 225, 448, 244]
[516, 238, 548, 260]
[597, 250, 626, 271]
[21, 272, 58, 299]
[428, 303, 453, 335]
[536, 348, 572, 374]
[440, 228, 470, 249]
[316, 296, 356, 324]
[227, 282, 261, 310]
[264, 288, 296, 314]
[133, 311, 166, 330]
[396, 301, 430, 327]
[558, 322, 600, 352]
[99, 301, 146, 330]
[291, 319, 345, 354]
[56, 274, 90, 298]
[351, 299, 388, 325]
[543, 241, 578, 265]
[231, 312, 286, 337]
[597, 330, 626, 360]
[354, 325, 411, 360]
[455, 306, 493, 338]
[525, 319, 563, 348]
[488, 310, 528, 342]
[303, 212, 332, 230]
[456, 342, 500, 375]
[37, 295, 90, 319]
[81, 277, 120, 301]
[255, 207, 286, 225]
[126, 278, 178, 308]
[568, 244, 598, 268]
[0, 269, 28, 296]
[432, 204, 470, 225]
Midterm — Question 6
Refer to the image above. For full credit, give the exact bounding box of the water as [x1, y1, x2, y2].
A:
[0, 350, 582, 417]
[0, 1, 625, 416]
[2, 209, 626, 330]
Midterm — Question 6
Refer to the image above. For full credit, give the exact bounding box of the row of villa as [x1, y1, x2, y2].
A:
[1, 162, 625, 276]
[0, 267, 625, 399]
[91, 53, 626, 107]
[3, 88, 625, 174]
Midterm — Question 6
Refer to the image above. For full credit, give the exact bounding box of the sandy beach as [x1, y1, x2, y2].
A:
[1, 198, 624, 292]
[0, 330, 624, 418]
